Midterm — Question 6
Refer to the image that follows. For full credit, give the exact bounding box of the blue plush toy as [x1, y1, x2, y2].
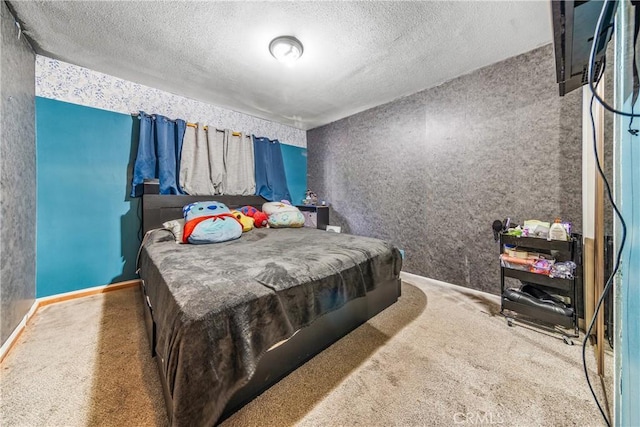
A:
[182, 201, 242, 244]
[183, 201, 231, 221]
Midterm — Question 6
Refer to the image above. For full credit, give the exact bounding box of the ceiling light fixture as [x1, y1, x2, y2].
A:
[269, 36, 304, 64]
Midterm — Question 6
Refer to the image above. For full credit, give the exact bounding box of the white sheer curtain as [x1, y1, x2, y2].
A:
[179, 126, 255, 195]
[223, 131, 255, 195]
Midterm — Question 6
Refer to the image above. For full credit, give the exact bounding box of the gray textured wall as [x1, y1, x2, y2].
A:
[1, 2, 36, 345]
[307, 44, 583, 294]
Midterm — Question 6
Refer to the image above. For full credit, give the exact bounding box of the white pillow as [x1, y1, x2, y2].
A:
[162, 218, 185, 243]
[262, 201, 299, 215]
[262, 202, 305, 228]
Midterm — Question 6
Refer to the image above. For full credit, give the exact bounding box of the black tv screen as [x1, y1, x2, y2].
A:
[552, 0, 617, 96]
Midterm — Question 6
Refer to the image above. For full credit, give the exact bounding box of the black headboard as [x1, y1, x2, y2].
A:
[142, 194, 269, 233]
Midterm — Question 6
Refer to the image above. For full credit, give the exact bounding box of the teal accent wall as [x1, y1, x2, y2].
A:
[617, 98, 640, 427]
[36, 97, 140, 297]
[36, 97, 308, 297]
[614, 3, 640, 425]
[281, 144, 307, 205]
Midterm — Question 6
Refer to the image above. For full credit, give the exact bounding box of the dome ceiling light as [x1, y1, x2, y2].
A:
[269, 36, 304, 64]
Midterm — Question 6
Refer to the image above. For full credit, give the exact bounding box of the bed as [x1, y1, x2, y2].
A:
[138, 189, 403, 426]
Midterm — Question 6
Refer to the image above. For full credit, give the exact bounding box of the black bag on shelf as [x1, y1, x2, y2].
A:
[503, 285, 574, 318]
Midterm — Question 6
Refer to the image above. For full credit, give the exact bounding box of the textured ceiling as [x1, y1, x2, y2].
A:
[10, 1, 552, 130]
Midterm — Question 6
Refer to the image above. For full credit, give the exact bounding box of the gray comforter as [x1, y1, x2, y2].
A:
[139, 227, 402, 426]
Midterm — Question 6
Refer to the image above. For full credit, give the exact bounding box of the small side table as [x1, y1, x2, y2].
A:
[296, 205, 329, 230]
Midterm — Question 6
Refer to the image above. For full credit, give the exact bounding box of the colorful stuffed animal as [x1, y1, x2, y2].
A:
[239, 205, 259, 217]
[239, 206, 269, 228]
[262, 202, 305, 228]
[183, 201, 230, 221]
[231, 210, 254, 232]
[252, 211, 268, 228]
[181, 201, 243, 244]
[182, 213, 243, 244]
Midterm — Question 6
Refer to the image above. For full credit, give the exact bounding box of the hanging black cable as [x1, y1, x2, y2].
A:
[582, 61, 630, 427]
[627, 0, 640, 134]
[588, 0, 640, 117]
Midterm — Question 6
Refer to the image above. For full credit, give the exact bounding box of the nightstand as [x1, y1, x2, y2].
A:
[296, 205, 329, 230]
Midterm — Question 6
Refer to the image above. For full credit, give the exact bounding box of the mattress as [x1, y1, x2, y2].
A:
[139, 226, 402, 426]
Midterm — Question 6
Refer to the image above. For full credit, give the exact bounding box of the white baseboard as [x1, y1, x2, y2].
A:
[400, 271, 500, 302]
[0, 279, 140, 363]
[0, 300, 38, 363]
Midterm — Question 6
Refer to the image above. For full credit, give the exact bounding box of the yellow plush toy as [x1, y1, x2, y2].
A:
[231, 210, 254, 232]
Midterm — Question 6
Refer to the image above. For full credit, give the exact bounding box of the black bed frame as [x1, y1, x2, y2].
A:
[139, 188, 402, 424]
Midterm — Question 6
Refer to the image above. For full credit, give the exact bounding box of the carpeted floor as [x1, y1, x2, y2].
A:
[0, 274, 610, 426]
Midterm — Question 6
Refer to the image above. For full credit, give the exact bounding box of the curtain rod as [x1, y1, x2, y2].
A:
[131, 113, 247, 136]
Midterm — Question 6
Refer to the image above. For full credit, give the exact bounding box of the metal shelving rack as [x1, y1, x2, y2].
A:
[499, 233, 579, 343]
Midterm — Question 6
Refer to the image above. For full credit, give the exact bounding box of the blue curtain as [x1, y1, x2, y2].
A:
[253, 136, 291, 202]
[131, 112, 186, 197]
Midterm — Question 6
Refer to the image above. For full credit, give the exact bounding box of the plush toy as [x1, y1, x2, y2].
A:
[181, 201, 242, 244]
[183, 201, 230, 221]
[262, 202, 305, 228]
[252, 211, 269, 228]
[182, 214, 242, 244]
[230, 210, 254, 232]
[239, 206, 269, 228]
[239, 205, 258, 216]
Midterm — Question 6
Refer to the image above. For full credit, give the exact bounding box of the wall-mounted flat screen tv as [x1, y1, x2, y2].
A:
[552, 0, 617, 96]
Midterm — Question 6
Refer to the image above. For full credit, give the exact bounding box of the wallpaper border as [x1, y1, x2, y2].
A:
[35, 55, 306, 148]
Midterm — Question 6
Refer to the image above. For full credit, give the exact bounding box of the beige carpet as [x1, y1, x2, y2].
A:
[0, 275, 610, 426]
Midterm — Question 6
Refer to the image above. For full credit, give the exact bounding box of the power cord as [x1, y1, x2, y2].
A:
[584, 87, 623, 427]
[582, 0, 638, 423]
[629, 106, 639, 135]
[588, 0, 640, 118]
[627, 0, 640, 134]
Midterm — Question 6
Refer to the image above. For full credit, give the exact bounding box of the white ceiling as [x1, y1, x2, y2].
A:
[10, 1, 553, 130]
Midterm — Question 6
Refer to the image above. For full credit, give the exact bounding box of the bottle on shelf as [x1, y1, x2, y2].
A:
[549, 218, 568, 241]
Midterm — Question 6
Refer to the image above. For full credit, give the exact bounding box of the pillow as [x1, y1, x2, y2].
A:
[183, 201, 231, 221]
[184, 214, 243, 244]
[262, 201, 299, 215]
[162, 218, 185, 243]
[268, 211, 305, 228]
[262, 202, 305, 228]
[181, 201, 242, 244]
